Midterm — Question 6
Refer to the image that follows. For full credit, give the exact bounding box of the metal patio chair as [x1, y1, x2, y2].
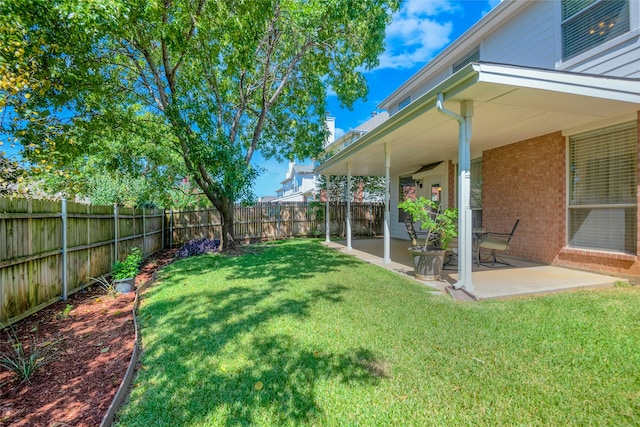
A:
[476, 219, 520, 267]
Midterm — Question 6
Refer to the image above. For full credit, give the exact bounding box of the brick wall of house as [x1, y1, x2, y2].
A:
[482, 131, 566, 264]
[483, 116, 640, 278]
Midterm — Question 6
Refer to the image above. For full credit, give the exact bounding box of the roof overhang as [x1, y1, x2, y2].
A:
[315, 62, 640, 177]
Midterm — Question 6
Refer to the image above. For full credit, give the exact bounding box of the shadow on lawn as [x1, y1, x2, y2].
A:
[123, 241, 387, 426]
[223, 239, 362, 283]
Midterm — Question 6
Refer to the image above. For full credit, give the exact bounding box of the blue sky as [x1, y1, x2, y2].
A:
[254, 0, 502, 197]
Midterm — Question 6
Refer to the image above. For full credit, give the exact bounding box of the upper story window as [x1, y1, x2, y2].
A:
[562, 0, 630, 60]
[398, 96, 411, 111]
[452, 47, 480, 73]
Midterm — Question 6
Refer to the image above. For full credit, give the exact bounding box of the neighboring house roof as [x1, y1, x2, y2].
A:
[316, 62, 640, 176]
[280, 163, 315, 184]
[323, 112, 390, 155]
[354, 111, 390, 132]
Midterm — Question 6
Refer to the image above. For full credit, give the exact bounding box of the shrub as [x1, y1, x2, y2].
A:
[0, 326, 56, 384]
[113, 247, 143, 280]
[176, 238, 220, 259]
[89, 275, 119, 298]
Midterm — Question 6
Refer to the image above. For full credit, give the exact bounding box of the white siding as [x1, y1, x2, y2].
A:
[412, 68, 451, 104]
[561, 31, 640, 77]
[483, 0, 557, 69]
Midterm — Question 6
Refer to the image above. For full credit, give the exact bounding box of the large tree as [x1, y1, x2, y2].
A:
[0, 0, 399, 249]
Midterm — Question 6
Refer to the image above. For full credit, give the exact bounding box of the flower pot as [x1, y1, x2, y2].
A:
[114, 277, 135, 294]
[408, 247, 447, 280]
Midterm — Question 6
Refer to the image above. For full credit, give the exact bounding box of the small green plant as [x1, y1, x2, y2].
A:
[113, 247, 143, 280]
[614, 280, 633, 288]
[89, 275, 119, 298]
[0, 326, 55, 384]
[56, 304, 73, 319]
[398, 197, 458, 250]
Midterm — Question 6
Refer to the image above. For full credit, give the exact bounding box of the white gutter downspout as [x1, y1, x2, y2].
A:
[436, 94, 474, 292]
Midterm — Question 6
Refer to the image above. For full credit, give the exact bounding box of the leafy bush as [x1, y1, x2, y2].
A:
[176, 238, 220, 259]
[113, 247, 143, 280]
[0, 326, 56, 384]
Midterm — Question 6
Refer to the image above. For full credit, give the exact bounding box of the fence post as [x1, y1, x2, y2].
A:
[142, 207, 146, 257]
[61, 199, 68, 301]
[114, 204, 119, 263]
[161, 208, 165, 250]
[169, 209, 173, 247]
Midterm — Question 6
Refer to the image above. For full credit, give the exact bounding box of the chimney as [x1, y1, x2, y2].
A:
[324, 115, 336, 147]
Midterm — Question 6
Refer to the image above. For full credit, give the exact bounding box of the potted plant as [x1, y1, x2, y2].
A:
[398, 197, 457, 280]
[112, 247, 143, 293]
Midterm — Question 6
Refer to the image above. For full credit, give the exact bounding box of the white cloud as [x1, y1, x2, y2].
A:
[334, 127, 345, 139]
[377, 0, 458, 70]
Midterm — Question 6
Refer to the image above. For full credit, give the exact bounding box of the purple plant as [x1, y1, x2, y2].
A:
[176, 238, 220, 259]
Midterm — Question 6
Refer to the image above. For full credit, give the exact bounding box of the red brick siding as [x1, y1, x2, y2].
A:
[483, 131, 566, 264]
[448, 160, 455, 208]
[481, 114, 640, 278]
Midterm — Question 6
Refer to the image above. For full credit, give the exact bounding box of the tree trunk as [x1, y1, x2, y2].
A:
[218, 196, 236, 251]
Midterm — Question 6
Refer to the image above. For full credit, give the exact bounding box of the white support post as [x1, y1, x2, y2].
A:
[384, 143, 391, 264]
[325, 174, 331, 243]
[436, 94, 474, 292]
[346, 163, 352, 250]
[459, 100, 474, 291]
[61, 199, 68, 301]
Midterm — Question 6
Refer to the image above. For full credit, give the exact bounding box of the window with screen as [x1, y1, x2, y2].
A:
[562, 0, 630, 60]
[568, 122, 637, 253]
[452, 47, 480, 73]
[398, 96, 411, 111]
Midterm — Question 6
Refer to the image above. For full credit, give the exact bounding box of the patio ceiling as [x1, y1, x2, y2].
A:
[316, 62, 640, 177]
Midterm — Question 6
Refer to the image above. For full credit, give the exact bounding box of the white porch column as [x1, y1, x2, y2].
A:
[346, 162, 352, 250]
[325, 174, 331, 243]
[458, 100, 474, 291]
[436, 94, 474, 292]
[384, 143, 391, 264]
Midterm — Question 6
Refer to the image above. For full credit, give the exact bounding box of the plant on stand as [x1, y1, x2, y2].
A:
[398, 197, 457, 280]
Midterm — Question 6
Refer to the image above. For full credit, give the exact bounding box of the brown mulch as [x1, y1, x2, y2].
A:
[0, 248, 177, 427]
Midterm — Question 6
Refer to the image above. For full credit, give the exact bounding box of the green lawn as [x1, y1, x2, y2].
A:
[116, 239, 640, 426]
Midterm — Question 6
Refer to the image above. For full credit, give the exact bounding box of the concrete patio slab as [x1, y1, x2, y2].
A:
[324, 238, 621, 300]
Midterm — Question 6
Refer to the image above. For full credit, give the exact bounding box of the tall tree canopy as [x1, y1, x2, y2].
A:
[0, 0, 399, 249]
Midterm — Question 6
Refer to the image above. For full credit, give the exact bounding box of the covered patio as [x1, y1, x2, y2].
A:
[316, 62, 640, 291]
[324, 238, 620, 300]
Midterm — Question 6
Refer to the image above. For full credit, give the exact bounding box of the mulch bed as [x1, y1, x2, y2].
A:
[0, 248, 177, 427]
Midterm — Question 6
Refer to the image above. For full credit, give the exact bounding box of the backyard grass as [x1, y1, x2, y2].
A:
[116, 239, 640, 426]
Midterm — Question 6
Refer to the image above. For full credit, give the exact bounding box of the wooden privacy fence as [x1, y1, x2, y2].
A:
[1, 199, 382, 324]
[0, 197, 164, 324]
[166, 202, 385, 246]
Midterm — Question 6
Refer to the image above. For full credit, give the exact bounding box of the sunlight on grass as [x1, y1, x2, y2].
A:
[116, 239, 640, 426]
